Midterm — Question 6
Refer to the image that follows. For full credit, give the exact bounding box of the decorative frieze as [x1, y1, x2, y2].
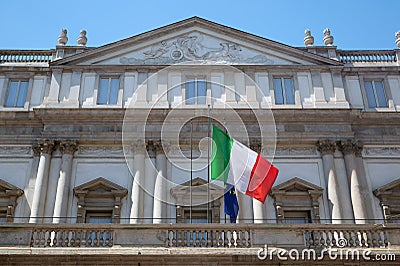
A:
[264, 147, 318, 157]
[363, 146, 400, 157]
[77, 146, 124, 157]
[0, 146, 31, 156]
[249, 139, 261, 153]
[131, 140, 146, 155]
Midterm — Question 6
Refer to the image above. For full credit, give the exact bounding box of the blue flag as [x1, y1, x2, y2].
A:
[224, 184, 239, 223]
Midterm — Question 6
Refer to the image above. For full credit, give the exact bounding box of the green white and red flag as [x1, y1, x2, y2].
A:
[211, 125, 279, 203]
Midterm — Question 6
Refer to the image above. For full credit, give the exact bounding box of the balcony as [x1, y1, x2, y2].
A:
[0, 223, 398, 249]
[0, 223, 399, 265]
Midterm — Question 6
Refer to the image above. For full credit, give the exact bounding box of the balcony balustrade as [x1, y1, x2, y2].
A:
[0, 223, 398, 250]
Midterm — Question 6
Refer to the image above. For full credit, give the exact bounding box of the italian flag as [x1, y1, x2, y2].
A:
[211, 125, 279, 203]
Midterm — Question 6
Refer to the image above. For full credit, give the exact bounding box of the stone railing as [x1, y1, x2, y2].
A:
[31, 225, 113, 247]
[166, 224, 251, 247]
[338, 50, 397, 63]
[304, 225, 388, 248]
[0, 223, 399, 250]
[0, 50, 52, 63]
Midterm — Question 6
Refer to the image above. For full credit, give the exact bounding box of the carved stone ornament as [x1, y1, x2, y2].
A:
[78, 146, 123, 157]
[37, 139, 55, 155]
[323, 28, 334, 46]
[0, 146, 31, 156]
[153, 140, 166, 155]
[60, 140, 78, 155]
[304, 29, 314, 46]
[58, 28, 68, 45]
[249, 139, 261, 153]
[364, 146, 400, 157]
[77, 30, 87, 46]
[32, 145, 41, 157]
[396, 31, 400, 48]
[338, 140, 363, 156]
[131, 140, 146, 155]
[119, 32, 275, 65]
[316, 140, 336, 155]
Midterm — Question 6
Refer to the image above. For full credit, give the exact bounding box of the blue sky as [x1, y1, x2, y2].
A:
[1, 0, 399, 50]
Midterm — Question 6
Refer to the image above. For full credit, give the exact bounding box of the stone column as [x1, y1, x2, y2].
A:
[53, 140, 77, 223]
[317, 140, 342, 223]
[238, 193, 253, 223]
[130, 140, 146, 224]
[340, 140, 370, 224]
[43, 145, 62, 223]
[29, 140, 55, 223]
[333, 143, 355, 223]
[143, 140, 156, 223]
[251, 140, 265, 223]
[153, 141, 167, 224]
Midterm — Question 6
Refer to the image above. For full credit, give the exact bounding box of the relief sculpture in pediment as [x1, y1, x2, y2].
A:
[119, 33, 273, 64]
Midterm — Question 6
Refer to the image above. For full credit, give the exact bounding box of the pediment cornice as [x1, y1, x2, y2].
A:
[51, 17, 341, 67]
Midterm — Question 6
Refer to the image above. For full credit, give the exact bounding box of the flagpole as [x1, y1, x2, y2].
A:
[207, 104, 211, 223]
[190, 118, 193, 224]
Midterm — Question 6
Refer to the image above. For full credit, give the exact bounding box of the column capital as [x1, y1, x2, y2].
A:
[60, 140, 78, 155]
[37, 139, 55, 155]
[131, 140, 146, 155]
[249, 139, 261, 153]
[32, 145, 41, 157]
[338, 140, 363, 156]
[153, 140, 172, 155]
[153, 140, 163, 155]
[146, 140, 155, 157]
[316, 140, 336, 155]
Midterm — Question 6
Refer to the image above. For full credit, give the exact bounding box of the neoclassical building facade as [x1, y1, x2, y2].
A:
[0, 17, 400, 265]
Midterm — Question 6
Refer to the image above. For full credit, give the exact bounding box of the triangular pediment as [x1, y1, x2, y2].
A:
[272, 177, 323, 193]
[374, 179, 400, 196]
[0, 178, 23, 197]
[52, 17, 341, 66]
[73, 177, 127, 197]
[172, 177, 222, 193]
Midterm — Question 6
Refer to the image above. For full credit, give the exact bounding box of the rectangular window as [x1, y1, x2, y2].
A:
[98, 77, 119, 105]
[273, 77, 295, 105]
[391, 211, 400, 224]
[85, 211, 112, 224]
[5, 80, 28, 107]
[364, 80, 388, 108]
[284, 210, 311, 224]
[186, 78, 206, 104]
[0, 210, 6, 223]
